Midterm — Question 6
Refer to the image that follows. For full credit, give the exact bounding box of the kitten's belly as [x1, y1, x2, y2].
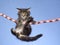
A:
[15, 27, 24, 34]
[15, 25, 31, 36]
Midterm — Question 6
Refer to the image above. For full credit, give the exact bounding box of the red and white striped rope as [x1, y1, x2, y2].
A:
[0, 13, 17, 23]
[0, 13, 60, 25]
[30, 18, 60, 25]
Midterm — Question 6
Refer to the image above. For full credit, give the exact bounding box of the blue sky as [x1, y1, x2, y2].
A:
[0, 0, 60, 45]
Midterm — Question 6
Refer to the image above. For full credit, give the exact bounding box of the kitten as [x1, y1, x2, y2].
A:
[11, 8, 43, 42]
[0, 8, 60, 42]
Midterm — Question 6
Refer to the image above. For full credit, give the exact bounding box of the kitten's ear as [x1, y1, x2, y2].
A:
[16, 8, 21, 12]
[16, 8, 21, 10]
[27, 8, 30, 11]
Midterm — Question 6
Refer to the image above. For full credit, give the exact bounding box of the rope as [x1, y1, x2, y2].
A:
[0, 13, 17, 23]
[30, 18, 60, 25]
[0, 13, 60, 25]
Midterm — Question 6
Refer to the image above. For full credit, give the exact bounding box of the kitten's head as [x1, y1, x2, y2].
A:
[17, 8, 30, 20]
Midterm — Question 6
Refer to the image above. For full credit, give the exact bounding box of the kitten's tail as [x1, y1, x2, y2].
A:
[18, 34, 43, 42]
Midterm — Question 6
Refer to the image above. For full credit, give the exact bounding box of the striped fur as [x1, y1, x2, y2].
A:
[0, 13, 60, 25]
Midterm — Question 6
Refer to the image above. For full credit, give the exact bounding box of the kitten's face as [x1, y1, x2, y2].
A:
[17, 8, 30, 20]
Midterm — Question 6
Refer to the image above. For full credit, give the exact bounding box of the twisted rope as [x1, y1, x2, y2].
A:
[30, 18, 60, 25]
[0, 13, 17, 23]
[0, 13, 60, 25]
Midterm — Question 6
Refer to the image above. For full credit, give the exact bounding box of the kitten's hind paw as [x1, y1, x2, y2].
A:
[11, 28, 16, 36]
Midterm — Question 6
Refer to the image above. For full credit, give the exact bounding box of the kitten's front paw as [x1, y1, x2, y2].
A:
[27, 17, 33, 23]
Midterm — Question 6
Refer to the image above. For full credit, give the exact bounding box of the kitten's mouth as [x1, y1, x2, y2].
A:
[23, 15, 25, 17]
[21, 16, 26, 19]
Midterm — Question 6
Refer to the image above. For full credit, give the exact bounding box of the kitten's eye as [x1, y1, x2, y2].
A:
[21, 12, 27, 16]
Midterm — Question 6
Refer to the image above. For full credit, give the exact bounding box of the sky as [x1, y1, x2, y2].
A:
[0, 0, 60, 45]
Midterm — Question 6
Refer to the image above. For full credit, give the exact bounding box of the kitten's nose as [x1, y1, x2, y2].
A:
[22, 14, 25, 16]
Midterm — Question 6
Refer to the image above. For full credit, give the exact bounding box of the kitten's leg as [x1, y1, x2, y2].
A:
[17, 34, 43, 42]
[26, 16, 33, 24]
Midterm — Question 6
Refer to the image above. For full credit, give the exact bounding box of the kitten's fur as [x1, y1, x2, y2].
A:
[11, 8, 43, 42]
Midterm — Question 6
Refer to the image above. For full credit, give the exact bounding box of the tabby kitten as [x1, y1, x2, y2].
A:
[11, 8, 43, 42]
